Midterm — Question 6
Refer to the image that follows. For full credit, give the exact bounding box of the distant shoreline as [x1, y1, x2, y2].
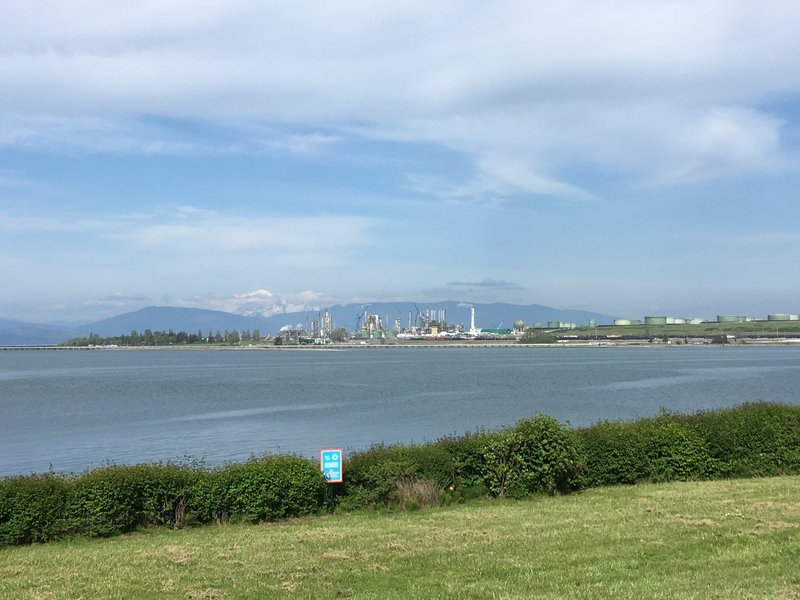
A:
[3, 339, 800, 351]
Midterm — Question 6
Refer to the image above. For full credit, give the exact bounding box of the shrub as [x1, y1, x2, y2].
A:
[342, 442, 457, 509]
[637, 414, 717, 482]
[131, 464, 199, 528]
[70, 464, 146, 537]
[341, 431, 504, 510]
[578, 420, 647, 486]
[190, 456, 326, 524]
[684, 402, 800, 478]
[70, 463, 200, 537]
[435, 431, 498, 499]
[482, 414, 585, 498]
[579, 412, 716, 485]
[0, 473, 73, 545]
[340, 445, 421, 508]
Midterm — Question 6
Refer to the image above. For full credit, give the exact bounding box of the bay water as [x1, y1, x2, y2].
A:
[1, 345, 799, 476]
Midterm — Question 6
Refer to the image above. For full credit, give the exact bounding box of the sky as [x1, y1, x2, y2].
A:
[1, 1, 799, 323]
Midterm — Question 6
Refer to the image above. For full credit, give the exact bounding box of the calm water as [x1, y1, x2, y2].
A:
[1, 346, 799, 476]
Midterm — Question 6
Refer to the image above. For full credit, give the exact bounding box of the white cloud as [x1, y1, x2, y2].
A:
[655, 107, 784, 184]
[113, 210, 376, 253]
[0, 205, 379, 279]
[447, 279, 524, 290]
[0, 254, 26, 269]
[174, 288, 332, 317]
[1, 1, 798, 197]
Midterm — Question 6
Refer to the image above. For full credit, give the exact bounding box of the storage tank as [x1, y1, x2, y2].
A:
[717, 315, 746, 323]
[614, 319, 632, 326]
[768, 314, 791, 321]
[645, 316, 667, 325]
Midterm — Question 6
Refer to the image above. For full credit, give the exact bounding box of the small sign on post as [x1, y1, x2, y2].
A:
[320, 448, 343, 483]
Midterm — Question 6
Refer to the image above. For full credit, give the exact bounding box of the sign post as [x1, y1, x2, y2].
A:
[320, 448, 343, 483]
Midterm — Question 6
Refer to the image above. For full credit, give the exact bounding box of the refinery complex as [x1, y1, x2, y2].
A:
[280, 305, 800, 345]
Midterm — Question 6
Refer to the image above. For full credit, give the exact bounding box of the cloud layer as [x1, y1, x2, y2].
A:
[2, 1, 798, 197]
[1, 2, 799, 321]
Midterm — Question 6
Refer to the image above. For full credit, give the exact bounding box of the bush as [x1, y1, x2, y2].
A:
[190, 456, 326, 524]
[340, 445, 421, 509]
[342, 443, 456, 509]
[579, 413, 716, 485]
[684, 402, 800, 478]
[577, 421, 647, 486]
[435, 431, 498, 499]
[70, 465, 144, 537]
[0, 473, 73, 545]
[131, 463, 199, 528]
[637, 414, 717, 482]
[70, 463, 199, 537]
[341, 430, 503, 510]
[577, 404, 800, 486]
[482, 414, 585, 498]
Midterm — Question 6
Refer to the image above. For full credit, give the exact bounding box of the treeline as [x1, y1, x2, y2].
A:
[62, 328, 263, 347]
[2, 402, 799, 546]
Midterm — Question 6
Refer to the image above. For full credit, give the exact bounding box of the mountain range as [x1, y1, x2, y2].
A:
[0, 302, 617, 345]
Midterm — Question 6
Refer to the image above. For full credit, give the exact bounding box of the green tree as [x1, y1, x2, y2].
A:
[519, 329, 556, 344]
[330, 328, 348, 342]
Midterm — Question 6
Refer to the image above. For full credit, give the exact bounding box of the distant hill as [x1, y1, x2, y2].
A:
[78, 307, 271, 338]
[0, 319, 80, 345]
[1, 302, 617, 345]
[261, 301, 616, 333]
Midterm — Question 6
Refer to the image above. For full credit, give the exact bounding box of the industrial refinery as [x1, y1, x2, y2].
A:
[276, 304, 800, 346]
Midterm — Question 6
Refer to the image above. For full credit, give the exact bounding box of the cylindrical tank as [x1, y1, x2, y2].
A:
[768, 314, 791, 321]
[614, 319, 632, 326]
[717, 315, 746, 323]
[645, 316, 667, 325]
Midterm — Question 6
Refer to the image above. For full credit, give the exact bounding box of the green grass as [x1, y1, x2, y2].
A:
[559, 321, 800, 340]
[2, 476, 800, 599]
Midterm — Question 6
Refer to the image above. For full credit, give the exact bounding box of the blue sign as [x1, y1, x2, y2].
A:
[320, 448, 343, 483]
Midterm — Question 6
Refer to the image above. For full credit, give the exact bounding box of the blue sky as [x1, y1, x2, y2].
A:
[1, 1, 799, 322]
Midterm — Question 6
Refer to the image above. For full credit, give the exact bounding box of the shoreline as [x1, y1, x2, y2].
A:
[4, 338, 800, 351]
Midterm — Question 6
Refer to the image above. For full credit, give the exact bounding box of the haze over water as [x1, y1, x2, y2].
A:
[2, 346, 799, 476]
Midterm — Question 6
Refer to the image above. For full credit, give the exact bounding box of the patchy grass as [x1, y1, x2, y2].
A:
[2, 476, 800, 599]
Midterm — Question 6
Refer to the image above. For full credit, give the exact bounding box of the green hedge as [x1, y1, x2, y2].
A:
[189, 456, 326, 524]
[70, 464, 199, 537]
[0, 473, 74, 545]
[683, 402, 800, 477]
[577, 402, 800, 486]
[2, 402, 800, 546]
[340, 430, 499, 509]
[0, 455, 326, 546]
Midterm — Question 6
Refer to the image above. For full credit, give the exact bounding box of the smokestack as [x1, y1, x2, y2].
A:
[470, 307, 476, 333]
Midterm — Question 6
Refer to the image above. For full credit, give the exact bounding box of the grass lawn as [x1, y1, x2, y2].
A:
[2, 476, 799, 599]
